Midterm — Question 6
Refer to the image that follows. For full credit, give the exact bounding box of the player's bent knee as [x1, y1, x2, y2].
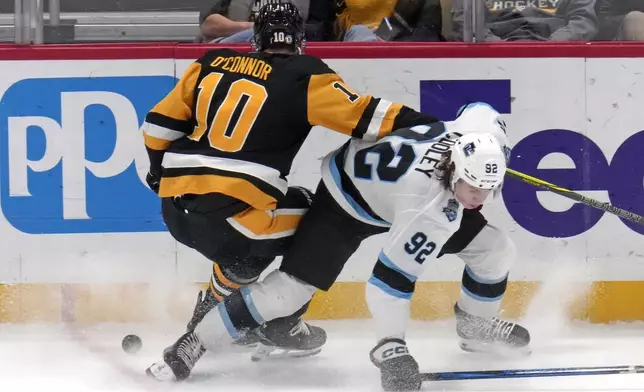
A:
[250, 270, 317, 321]
[219, 256, 275, 284]
[493, 231, 516, 274]
[466, 225, 516, 281]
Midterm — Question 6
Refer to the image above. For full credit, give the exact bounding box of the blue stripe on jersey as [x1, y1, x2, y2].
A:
[328, 149, 391, 227]
[379, 251, 417, 282]
[368, 275, 413, 300]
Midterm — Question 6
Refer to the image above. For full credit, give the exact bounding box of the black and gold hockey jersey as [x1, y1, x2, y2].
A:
[142, 48, 435, 211]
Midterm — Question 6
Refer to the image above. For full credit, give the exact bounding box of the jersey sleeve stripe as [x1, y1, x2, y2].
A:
[362, 99, 393, 141]
[141, 121, 187, 141]
[368, 275, 413, 300]
[378, 251, 418, 282]
[161, 153, 288, 195]
[145, 112, 193, 134]
[376, 103, 403, 138]
[351, 97, 380, 139]
[141, 121, 187, 151]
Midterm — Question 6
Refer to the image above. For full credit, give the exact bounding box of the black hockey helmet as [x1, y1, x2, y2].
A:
[251, 0, 305, 54]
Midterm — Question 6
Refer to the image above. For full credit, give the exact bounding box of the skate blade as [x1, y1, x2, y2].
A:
[250, 343, 322, 362]
[146, 361, 178, 382]
[229, 341, 260, 353]
[459, 339, 532, 358]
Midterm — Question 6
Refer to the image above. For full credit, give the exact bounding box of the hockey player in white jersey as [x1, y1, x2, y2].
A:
[146, 103, 530, 390]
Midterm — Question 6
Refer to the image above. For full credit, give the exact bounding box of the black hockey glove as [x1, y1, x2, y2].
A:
[369, 338, 421, 391]
[146, 171, 161, 194]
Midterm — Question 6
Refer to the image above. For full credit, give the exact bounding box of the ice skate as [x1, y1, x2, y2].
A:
[146, 331, 206, 382]
[187, 289, 260, 349]
[186, 289, 219, 332]
[454, 302, 531, 356]
[251, 314, 327, 361]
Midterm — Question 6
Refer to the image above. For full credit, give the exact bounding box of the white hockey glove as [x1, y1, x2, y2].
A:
[369, 338, 421, 391]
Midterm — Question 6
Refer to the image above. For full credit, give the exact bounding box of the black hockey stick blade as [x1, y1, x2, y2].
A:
[421, 364, 644, 382]
[505, 168, 644, 225]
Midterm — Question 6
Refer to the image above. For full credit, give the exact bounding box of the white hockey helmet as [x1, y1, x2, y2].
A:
[450, 133, 507, 190]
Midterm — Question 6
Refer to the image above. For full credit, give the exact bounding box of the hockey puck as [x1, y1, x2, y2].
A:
[121, 334, 142, 354]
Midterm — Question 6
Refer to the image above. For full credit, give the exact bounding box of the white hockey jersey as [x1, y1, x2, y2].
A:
[319, 103, 510, 340]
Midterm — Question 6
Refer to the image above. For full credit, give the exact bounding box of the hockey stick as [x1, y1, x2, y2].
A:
[421, 364, 644, 382]
[505, 168, 644, 225]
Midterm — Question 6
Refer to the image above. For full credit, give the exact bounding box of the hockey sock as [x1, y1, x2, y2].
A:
[187, 263, 262, 332]
[457, 265, 508, 318]
[195, 288, 263, 350]
[194, 270, 316, 351]
[208, 263, 243, 301]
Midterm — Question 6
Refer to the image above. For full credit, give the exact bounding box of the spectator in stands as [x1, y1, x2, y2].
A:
[595, 0, 644, 40]
[198, 0, 310, 43]
[309, 0, 444, 41]
[616, 11, 644, 39]
[451, 0, 598, 41]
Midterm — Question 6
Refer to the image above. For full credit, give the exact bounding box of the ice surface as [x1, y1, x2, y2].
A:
[3, 264, 644, 391]
[3, 319, 644, 392]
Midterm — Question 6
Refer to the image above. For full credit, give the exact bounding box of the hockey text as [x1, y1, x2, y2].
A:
[414, 132, 462, 179]
[210, 56, 273, 81]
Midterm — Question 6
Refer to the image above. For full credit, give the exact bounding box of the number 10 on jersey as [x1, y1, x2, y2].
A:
[189, 72, 268, 152]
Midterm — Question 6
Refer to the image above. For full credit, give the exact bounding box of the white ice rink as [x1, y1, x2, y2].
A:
[3, 267, 644, 392]
[3, 318, 644, 392]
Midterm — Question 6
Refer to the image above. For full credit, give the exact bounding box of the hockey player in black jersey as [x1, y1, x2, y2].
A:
[143, 0, 437, 382]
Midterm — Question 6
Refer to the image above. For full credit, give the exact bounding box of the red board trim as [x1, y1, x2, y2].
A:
[0, 42, 643, 60]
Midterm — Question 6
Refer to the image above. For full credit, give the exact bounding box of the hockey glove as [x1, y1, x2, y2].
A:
[369, 338, 421, 391]
[146, 171, 161, 194]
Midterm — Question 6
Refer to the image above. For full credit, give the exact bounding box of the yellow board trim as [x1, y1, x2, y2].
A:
[0, 281, 641, 324]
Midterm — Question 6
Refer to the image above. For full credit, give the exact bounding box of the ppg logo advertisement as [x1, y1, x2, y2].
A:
[0, 76, 177, 234]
